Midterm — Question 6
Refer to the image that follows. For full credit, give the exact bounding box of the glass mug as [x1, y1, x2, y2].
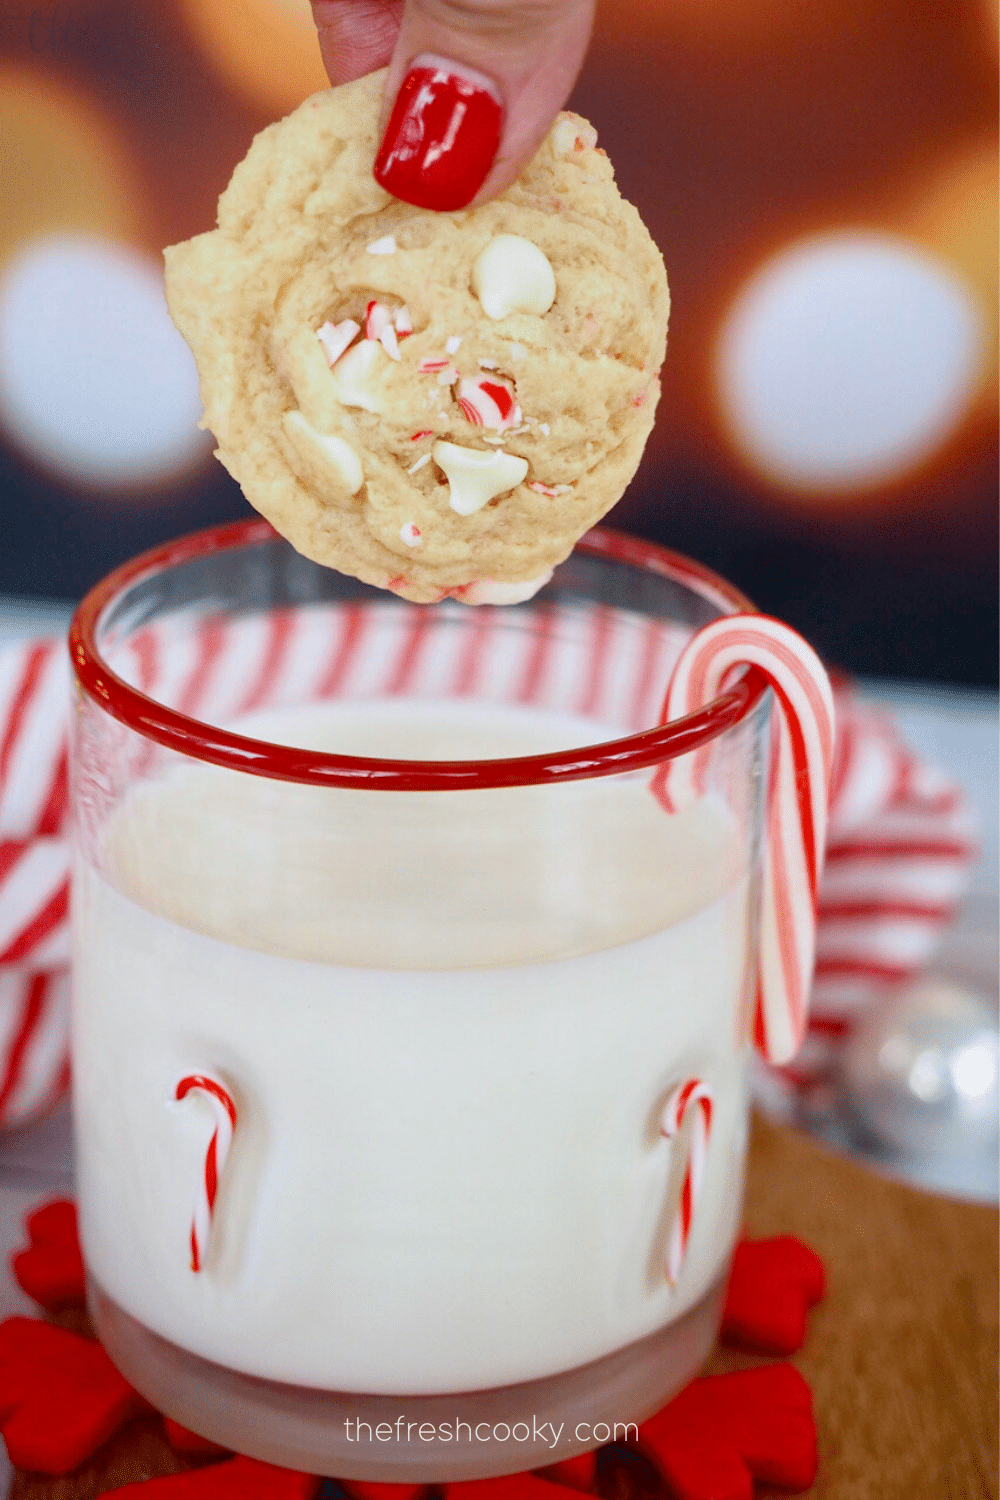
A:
[69, 521, 770, 1479]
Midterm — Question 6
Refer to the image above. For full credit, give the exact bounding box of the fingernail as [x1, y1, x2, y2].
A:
[374, 55, 504, 212]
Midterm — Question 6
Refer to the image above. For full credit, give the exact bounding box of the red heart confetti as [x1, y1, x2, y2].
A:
[163, 1416, 232, 1457]
[10, 1198, 86, 1310]
[536, 1453, 597, 1490]
[108, 1454, 319, 1497]
[0, 1316, 153, 1473]
[721, 1236, 825, 1355]
[637, 1364, 817, 1500]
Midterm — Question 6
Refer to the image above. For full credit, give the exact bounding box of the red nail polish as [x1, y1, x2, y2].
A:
[374, 57, 504, 212]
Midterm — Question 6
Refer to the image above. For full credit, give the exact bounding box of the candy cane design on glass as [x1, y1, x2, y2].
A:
[174, 1073, 237, 1272]
[660, 1077, 714, 1287]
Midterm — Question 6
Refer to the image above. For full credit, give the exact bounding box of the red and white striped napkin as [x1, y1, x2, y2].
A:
[0, 619, 975, 1130]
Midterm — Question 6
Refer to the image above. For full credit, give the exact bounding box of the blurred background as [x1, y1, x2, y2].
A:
[0, 0, 996, 683]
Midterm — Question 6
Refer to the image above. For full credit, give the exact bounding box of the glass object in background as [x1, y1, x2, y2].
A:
[69, 522, 770, 1478]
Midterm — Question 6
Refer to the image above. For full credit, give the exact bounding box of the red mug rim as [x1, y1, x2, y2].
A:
[69, 520, 769, 791]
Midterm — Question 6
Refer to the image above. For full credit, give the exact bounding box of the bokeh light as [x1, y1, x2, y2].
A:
[0, 236, 209, 489]
[178, 0, 329, 115]
[0, 67, 139, 268]
[906, 143, 998, 405]
[715, 231, 985, 495]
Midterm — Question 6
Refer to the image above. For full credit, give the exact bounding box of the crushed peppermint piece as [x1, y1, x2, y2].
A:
[528, 480, 570, 496]
[365, 301, 392, 341]
[410, 429, 433, 440]
[407, 453, 432, 474]
[366, 235, 397, 255]
[418, 357, 452, 374]
[457, 375, 522, 431]
[399, 521, 423, 545]
[395, 305, 413, 337]
[478, 358, 497, 370]
[436, 367, 458, 386]
[316, 319, 361, 367]
[539, 422, 550, 435]
[509, 343, 528, 361]
[445, 335, 463, 355]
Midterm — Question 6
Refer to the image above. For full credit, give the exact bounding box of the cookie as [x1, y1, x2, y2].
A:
[164, 71, 669, 604]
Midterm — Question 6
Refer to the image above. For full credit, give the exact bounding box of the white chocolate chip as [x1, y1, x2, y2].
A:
[316, 318, 360, 367]
[329, 338, 387, 413]
[471, 235, 556, 321]
[445, 335, 463, 355]
[366, 235, 397, 255]
[432, 441, 528, 516]
[457, 571, 553, 605]
[283, 411, 363, 494]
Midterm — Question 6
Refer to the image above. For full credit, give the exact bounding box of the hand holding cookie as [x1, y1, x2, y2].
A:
[310, 0, 596, 210]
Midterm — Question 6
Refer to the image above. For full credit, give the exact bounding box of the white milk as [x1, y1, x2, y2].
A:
[72, 700, 753, 1394]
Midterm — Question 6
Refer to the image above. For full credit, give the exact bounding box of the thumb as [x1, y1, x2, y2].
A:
[372, 0, 595, 210]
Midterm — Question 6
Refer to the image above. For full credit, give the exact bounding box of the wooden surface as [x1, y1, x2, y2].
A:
[11, 1115, 999, 1499]
[707, 1115, 999, 1500]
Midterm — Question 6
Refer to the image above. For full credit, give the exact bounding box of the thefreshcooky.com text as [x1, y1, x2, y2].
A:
[343, 1417, 638, 1449]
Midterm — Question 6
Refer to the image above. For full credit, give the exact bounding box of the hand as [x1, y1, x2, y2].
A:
[311, 0, 595, 211]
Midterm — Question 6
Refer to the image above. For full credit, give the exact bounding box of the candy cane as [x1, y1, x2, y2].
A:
[651, 615, 835, 1065]
[660, 1078, 714, 1287]
[175, 1073, 237, 1273]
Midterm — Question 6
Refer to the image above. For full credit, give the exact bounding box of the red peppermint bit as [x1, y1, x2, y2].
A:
[410, 430, 433, 440]
[637, 1364, 817, 1500]
[0, 1316, 154, 1473]
[528, 481, 569, 497]
[340, 1483, 427, 1500]
[109, 1454, 319, 1497]
[446, 1475, 575, 1500]
[366, 301, 392, 340]
[395, 305, 413, 337]
[163, 1416, 231, 1457]
[386, 575, 408, 593]
[721, 1236, 825, 1356]
[536, 1452, 597, 1489]
[418, 358, 452, 374]
[11, 1198, 85, 1311]
[457, 376, 520, 430]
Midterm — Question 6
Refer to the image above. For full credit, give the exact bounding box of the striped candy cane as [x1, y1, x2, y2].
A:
[660, 1078, 714, 1287]
[651, 616, 836, 1065]
[175, 1072, 237, 1273]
